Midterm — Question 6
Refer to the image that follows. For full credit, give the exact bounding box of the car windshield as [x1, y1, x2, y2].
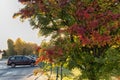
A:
[28, 55, 36, 59]
[26, 56, 33, 59]
[25, 56, 32, 59]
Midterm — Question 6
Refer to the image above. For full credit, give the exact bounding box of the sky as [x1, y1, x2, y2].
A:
[0, 0, 46, 50]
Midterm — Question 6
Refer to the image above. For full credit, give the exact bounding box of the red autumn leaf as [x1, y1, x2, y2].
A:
[46, 49, 54, 56]
[36, 46, 41, 52]
[89, 19, 98, 28]
[81, 36, 91, 46]
[35, 56, 45, 64]
[84, 11, 90, 19]
[69, 24, 85, 36]
[20, 8, 35, 18]
[86, 6, 94, 13]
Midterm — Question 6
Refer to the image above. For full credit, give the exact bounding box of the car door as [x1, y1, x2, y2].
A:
[22, 56, 30, 65]
[15, 56, 23, 65]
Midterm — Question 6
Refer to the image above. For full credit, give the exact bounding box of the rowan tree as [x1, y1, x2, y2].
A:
[14, 0, 120, 79]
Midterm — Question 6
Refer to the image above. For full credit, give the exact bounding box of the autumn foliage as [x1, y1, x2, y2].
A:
[14, 0, 120, 47]
[36, 46, 63, 64]
[14, 0, 120, 79]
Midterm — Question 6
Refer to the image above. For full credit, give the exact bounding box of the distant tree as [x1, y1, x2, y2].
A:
[23, 42, 38, 55]
[14, 38, 38, 55]
[2, 50, 7, 57]
[7, 39, 16, 56]
[14, 38, 26, 55]
[0, 50, 2, 53]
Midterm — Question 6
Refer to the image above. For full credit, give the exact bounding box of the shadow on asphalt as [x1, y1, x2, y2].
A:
[8, 65, 38, 69]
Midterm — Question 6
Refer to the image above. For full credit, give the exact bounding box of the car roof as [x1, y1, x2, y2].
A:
[9, 55, 27, 58]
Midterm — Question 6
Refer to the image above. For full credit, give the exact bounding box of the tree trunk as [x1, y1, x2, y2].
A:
[88, 75, 96, 80]
[86, 62, 98, 80]
[87, 70, 97, 80]
[56, 67, 59, 80]
[60, 64, 63, 80]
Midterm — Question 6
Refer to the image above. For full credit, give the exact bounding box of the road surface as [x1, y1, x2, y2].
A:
[0, 59, 37, 80]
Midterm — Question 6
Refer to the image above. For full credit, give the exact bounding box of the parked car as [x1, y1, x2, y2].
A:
[28, 55, 37, 60]
[7, 55, 36, 68]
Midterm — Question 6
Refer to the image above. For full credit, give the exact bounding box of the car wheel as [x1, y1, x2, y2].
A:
[11, 63, 15, 68]
[30, 63, 34, 67]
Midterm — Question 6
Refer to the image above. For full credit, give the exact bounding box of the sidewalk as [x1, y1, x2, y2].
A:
[24, 75, 120, 80]
[24, 73, 48, 80]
